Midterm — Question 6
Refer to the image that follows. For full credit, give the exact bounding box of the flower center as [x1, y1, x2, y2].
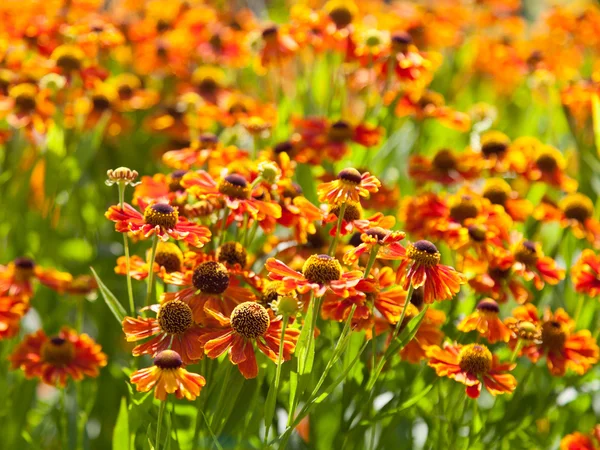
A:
[467, 224, 487, 242]
[92, 94, 112, 112]
[230, 302, 270, 339]
[560, 194, 594, 223]
[168, 170, 187, 192]
[410, 286, 425, 309]
[199, 133, 219, 149]
[450, 196, 479, 223]
[143, 203, 179, 229]
[302, 254, 342, 284]
[507, 320, 541, 342]
[153, 349, 183, 369]
[218, 174, 250, 199]
[328, 121, 353, 142]
[217, 242, 248, 268]
[535, 152, 558, 173]
[56, 54, 82, 72]
[391, 32, 412, 53]
[337, 168, 362, 186]
[431, 149, 457, 171]
[261, 280, 282, 308]
[514, 240, 538, 266]
[13, 256, 35, 281]
[274, 141, 294, 154]
[330, 201, 362, 222]
[481, 141, 508, 158]
[458, 344, 492, 375]
[262, 26, 279, 42]
[483, 179, 511, 206]
[541, 320, 567, 351]
[15, 93, 36, 113]
[363, 227, 389, 244]
[41, 337, 75, 367]
[157, 300, 193, 335]
[192, 261, 230, 294]
[407, 240, 440, 267]
[476, 298, 499, 316]
[154, 242, 183, 273]
[328, 7, 353, 28]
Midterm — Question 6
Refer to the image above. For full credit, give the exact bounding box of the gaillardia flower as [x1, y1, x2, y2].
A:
[426, 342, 517, 399]
[0, 257, 73, 298]
[199, 302, 300, 379]
[10, 327, 107, 387]
[130, 350, 206, 401]
[571, 249, 600, 297]
[317, 168, 381, 205]
[105, 200, 211, 247]
[457, 299, 511, 344]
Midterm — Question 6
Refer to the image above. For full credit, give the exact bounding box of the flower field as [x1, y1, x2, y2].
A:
[3, 0, 600, 449]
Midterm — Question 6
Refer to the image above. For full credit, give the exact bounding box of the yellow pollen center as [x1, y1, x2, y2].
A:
[217, 176, 250, 199]
[192, 261, 230, 294]
[217, 242, 248, 267]
[153, 242, 183, 273]
[407, 242, 440, 268]
[230, 302, 270, 339]
[144, 204, 179, 229]
[157, 300, 193, 335]
[302, 254, 342, 285]
[41, 337, 75, 367]
[330, 202, 362, 222]
[458, 344, 492, 375]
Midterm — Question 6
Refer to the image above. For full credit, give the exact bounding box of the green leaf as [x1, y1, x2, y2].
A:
[363, 384, 435, 424]
[592, 93, 600, 156]
[112, 398, 130, 450]
[90, 267, 127, 323]
[296, 298, 316, 376]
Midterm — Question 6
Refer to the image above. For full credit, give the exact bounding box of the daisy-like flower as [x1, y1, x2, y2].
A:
[525, 144, 578, 192]
[560, 427, 600, 450]
[105, 200, 212, 247]
[322, 201, 396, 237]
[259, 25, 299, 68]
[266, 255, 362, 298]
[386, 240, 466, 304]
[511, 238, 565, 290]
[106, 167, 140, 187]
[426, 342, 517, 399]
[572, 249, 600, 297]
[457, 299, 512, 344]
[131, 171, 189, 205]
[408, 148, 482, 186]
[9, 327, 107, 387]
[0, 257, 73, 298]
[511, 304, 599, 376]
[317, 168, 381, 205]
[199, 302, 300, 379]
[115, 242, 185, 281]
[122, 299, 205, 365]
[130, 350, 206, 401]
[343, 227, 406, 265]
[0, 295, 29, 339]
[481, 178, 532, 222]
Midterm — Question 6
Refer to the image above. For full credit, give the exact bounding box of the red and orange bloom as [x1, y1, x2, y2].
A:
[457, 299, 511, 344]
[0, 295, 29, 339]
[408, 148, 482, 186]
[511, 238, 565, 290]
[259, 25, 299, 67]
[322, 201, 395, 237]
[9, 327, 107, 387]
[572, 249, 600, 297]
[481, 178, 532, 222]
[524, 144, 578, 192]
[266, 255, 362, 298]
[386, 240, 466, 304]
[132, 171, 189, 205]
[105, 200, 211, 247]
[317, 168, 381, 205]
[511, 304, 599, 376]
[122, 299, 205, 365]
[130, 350, 206, 401]
[343, 227, 406, 265]
[199, 302, 300, 379]
[426, 342, 517, 399]
[400, 306, 446, 364]
[560, 426, 600, 450]
[115, 242, 184, 281]
[0, 257, 73, 298]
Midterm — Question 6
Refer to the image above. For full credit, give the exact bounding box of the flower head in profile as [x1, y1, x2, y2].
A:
[511, 238, 565, 290]
[0, 257, 73, 298]
[199, 302, 300, 379]
[317, 168, 380, 205]
[105, 200, 211, 247]
[510, 304, 599, 376]
[130, 350, 206, 401]
[572, 249, 600, 297]
[266, 255, 362, 298]
[343, 227, 405, 265]
[0, 295, 29, 339]
[10, 327, 107, 387]
[106, 167, 140, 186]
[560, 426, 600, 450]
[457, 299, 511, 344]
[426, 342, 517, 399]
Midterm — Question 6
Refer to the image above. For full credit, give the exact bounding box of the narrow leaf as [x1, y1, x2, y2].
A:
[91, 267, 127, 323]
[113, 398, 130, 450]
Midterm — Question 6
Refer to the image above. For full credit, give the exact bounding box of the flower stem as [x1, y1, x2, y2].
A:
[328, 202, 347, 256]
[574, 294, 585, 325]
[76, 297, 84, 333]
[60, 388, 68, 449]
[265, 316, 289, 443]
[156, 400, 166, 449]
[118, 182, 135, 315]
[363, 245, 379, 279]
[510, 339, 523, 363]
[145, 235, 160, 308]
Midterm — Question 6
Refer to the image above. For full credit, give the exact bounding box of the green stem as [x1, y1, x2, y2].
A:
[119, 183, 135, 315]
[217, 207, 230, 249]
[328, 202, 347, 256]
[156, 400, 166, 450]
[574, 294, 585, 325]
[76, 297, 84, 333]
[510, 339, 523, 363]
[60, 388, 68, 449]
[265, 316, 289, 443]
[145, 235, 160, 308]
[363, 245, 379, 279]
[212, 363, 233, 431]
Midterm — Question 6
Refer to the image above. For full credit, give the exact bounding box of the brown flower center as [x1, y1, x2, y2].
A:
[535, 153, 558, 173]
[328, 121, 353, 142]
[483, 179, 511, 206]
[330, 201, 362, 222]
[154, 242, 183, 273]
[407, 240, 440, 267]
[41, 337, 75, 367]
[468, 224, 487, 242]
[192, 261, 230, 294]
[217, 242, 248, 268]
[154, 349, 183, 369]
[337, 168, 362, 185]
[328, 7, 353, 28]
[302, 254, 342, 285]
[560, 194, 594, 223]
[450, 196, 479, 224]
[14, 257, 35, 282]
[481, 141, 507, 158]
[514, 240, 538, 266]
[157, 300, 193, 335]
[476, 298, 499, 315]
[458, 344, 492, 375]
[261, 280, 282, 308]
[541, 320, 567, 351]
[432, 149, 457, 171]
[218, 174, 250, 199]
[144, 203, 179, 229]
[168, 170, 187, 192]
[230, 302, 270, 339]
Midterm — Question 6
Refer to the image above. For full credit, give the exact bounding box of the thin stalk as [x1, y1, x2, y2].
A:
[76, 297, 84, 333]
[217, 207, 230, 249]
[145, 235, 160, 307]
[60, 388, 68, 449]
[574, 294, 585, 325]
[363, 245, 379, 279]
[265, 316, 290, 443]
[211, 363, 233, 430]
[119, 183, 135, 315]
[510, 339, 523, 363]
[328, 202, 347, 256]
[156, 400, 166, 450]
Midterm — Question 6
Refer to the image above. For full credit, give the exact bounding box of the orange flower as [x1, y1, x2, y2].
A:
[481, 178, 532, 223]
[386, 240, 466, 304]
[115, 242, 184, 281]
[322, 201, 395, 237]
[132, 171, 189, 205]
[511, 304, 599, 376]
[317, 168, 381, 205]
[343, 227, 405, 265]
[400, 307, 446, 364]
[266, 255, 362, 298]
[572, 249, 600, 297]
[10, 327, 107, 387]
[457, 299, 511, 344]
[260, 25, 298, 67]
[511, 238, 565, 290]
[0, 295, 29, 339]
[408, 148, 482, 186]
[199, 302, 300, 379]
[560, 432, 597, 450]
[130, 350, 206, 401]
[426, 342, 517, 399]
[105, 200, 211, 247]
[0, 257, 73, 298]
[524, 144, 578, 192]
[122, 299, 205, 364]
